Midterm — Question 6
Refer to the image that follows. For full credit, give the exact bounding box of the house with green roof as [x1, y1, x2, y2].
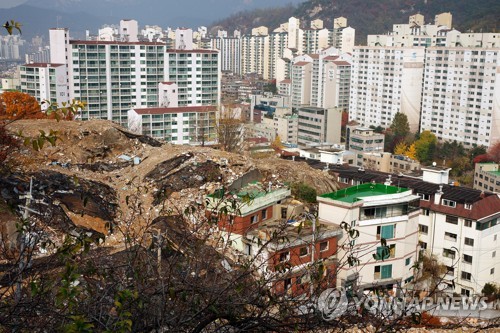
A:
[317, 182, 421, 294]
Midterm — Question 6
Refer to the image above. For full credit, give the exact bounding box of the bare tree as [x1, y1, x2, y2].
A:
[216, 105, 244, 152]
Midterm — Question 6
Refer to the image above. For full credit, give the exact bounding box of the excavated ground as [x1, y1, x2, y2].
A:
[2, 119, 340, 249]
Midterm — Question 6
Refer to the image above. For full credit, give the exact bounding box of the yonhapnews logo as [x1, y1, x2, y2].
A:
[317, 287, 489, 321]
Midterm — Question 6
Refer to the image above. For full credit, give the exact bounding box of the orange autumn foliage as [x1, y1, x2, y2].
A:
[0, 91, 44, 120]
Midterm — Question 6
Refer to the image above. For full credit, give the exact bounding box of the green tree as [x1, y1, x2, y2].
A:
[389, 112, 410, 138]
[290, 182, 317, 203]
[414, 130, 437, 163]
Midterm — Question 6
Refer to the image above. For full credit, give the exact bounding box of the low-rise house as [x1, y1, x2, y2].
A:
[206, 181, 342, 296]
[328, 164, 500, 295]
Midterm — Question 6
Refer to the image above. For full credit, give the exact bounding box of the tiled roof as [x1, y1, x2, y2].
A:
[294, 61, 310, 66]
[332, 60, 351, 66]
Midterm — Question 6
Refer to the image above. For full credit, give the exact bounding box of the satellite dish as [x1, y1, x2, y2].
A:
[432, 162, 437, 167]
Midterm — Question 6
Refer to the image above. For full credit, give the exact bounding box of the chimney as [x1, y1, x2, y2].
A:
[434, 185, 443, 205]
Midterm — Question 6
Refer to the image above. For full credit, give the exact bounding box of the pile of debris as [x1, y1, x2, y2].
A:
[2, 119, 340, 247]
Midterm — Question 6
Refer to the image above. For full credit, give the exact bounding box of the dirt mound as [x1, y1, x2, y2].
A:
[3, 119, 339, 241]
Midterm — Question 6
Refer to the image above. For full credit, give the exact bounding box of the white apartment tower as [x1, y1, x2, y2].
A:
[211, 33, 241, 74]
[23, 27, 220, 127]
[349, 47, 425, 132]
[241, 29, 270, 79]
[420, 48, 500, 147]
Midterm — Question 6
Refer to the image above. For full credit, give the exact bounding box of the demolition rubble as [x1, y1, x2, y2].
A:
[1, 119, 339, 250]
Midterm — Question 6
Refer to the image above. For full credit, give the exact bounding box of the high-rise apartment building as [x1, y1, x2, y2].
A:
[349, 46, 425, 132]
[19, 63, 68, 108]
[289, 49, 352, 111]
[420, 48, 500, 147]
[20, 27, 220, 128]
[241, 29, 270, 79]
[210, 31, 241, 74]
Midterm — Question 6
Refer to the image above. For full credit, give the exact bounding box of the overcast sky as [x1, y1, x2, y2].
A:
[0, 0, 28, 8]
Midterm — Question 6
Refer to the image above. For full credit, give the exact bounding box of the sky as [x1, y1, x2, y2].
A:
[0, 0, 28, 8]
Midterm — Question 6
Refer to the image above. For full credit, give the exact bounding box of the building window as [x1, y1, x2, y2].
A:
[461, 271, 472, 281]
[405, 257, 411, 266]
[319, 241, 329, 252]
[464, 237, 474, 246]
[245, 243, 252, 255]
[374, 264, 392, 279]
[284, 278, 292, 292]
[463, 254, 473, 264]
[446, 266, 454, 275]
[299, 246, 308, 257]
[461, 288, 470, 296]
[464, 219, 472, 228]
[250, 215, 258, 223]
[445, 215, 458, 225]
[444, 232, 457, 242]
[491, 268, 495, 275]
[418, 193, 430, 201]
[419, 224, 429, 234]
[419, 241, 427, 250]
[261, 209, 267, 220]
[493, 251, 496, 258]
[464, 203, 472, 210]
[279, 251, 290, 262]
[443, 248, 456, 259]
[442, 199, 456, 207]
[377, 225, 395, 239]
[422, 209, 430, 216]
[281, 207, 287, 219]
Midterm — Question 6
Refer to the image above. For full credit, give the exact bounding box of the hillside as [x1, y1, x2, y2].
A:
[1, 119, 339, 248]
[210, 0, 500, 44]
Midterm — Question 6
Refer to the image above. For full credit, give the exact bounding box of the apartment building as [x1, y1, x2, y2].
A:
[297, 106, 342, 147]
[128, 105, 216, 145]
[474, 163, 500, 193]
[289, 49, 352, 111]
[349, 46, 425, 132]
[164, 49, 220, 108]
[327, 165, 500, 295]
[0, 34, 25, 60]
[301, 28, 329, 54]
[361, 152, 421, 174]
[241, 29, 270, 79]
[420, 48, 500, 148]
[210, 32, 241, 74]
[275, 113, 298, 145]
[19, 63, 68, 109]
[345, 126, 385, 167]
[20, 27, 220, 127]
[206, 181, 341, 296]
[330, 17, 356, 54]
[318, 183, 420, 292]
[291, 60, 312, 107]
[368, 13, 499, 49]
